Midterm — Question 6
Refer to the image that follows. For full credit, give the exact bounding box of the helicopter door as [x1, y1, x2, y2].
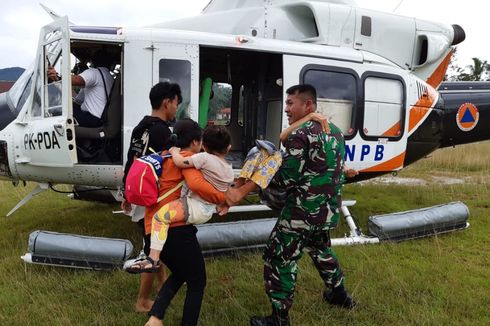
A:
[17, 17, 77, 167]
[152, 43, 199, 121]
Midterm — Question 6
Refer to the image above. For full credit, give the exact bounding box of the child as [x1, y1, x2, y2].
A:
[127, 125, 234, 273]
[280, 112, 358, 178]
[280, 112, 330, 145]
[234, 112, 329, 191]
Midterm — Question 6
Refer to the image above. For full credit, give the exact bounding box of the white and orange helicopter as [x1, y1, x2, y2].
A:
[0, 0, 486, 252]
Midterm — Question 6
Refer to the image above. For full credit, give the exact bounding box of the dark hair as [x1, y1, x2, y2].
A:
[149, 82, 183, 110]
[91, 49, 112, 69]
[286, 84, 317, 104]
[171, 118, 202, 148]
[203, 125, 231, 155]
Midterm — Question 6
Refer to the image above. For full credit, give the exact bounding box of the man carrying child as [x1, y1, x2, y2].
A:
[126, 125, 234, 272]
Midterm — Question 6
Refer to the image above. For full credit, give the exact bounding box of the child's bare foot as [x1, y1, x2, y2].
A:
[145, 316, 163, 326]
[217, 204, 229, 216]
[232, 177, 245, 188]
[134, 299, 154, 313]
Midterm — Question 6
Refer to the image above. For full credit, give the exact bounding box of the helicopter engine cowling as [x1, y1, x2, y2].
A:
[154, 0, 463, 85]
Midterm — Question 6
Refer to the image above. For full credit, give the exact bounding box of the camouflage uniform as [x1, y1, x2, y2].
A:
[264, 120, 346, 311]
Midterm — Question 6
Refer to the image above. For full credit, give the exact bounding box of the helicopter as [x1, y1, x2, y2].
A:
[0, 0, 487, 219]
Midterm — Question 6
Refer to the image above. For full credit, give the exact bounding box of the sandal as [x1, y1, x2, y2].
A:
[125, 256, 161, 274]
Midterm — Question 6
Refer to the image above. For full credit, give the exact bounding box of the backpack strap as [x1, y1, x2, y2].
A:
[148, 147, 169, 156]
[96, 68, 110, 102]
[141, 120, 161, 156]
[96, 68, 112, 124]
[157, 181, 185, 203]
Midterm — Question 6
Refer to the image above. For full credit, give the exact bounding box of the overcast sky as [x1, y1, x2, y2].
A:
[0, 0, 486, 70]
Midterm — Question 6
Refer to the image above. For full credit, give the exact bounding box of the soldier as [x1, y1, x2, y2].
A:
[227, 84, 356, 326]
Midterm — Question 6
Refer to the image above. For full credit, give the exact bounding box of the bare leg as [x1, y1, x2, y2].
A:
[128, 199, 187, 274]
[148, 249, 161, 263]
[135, 273, 155, 313]
[145, 316, 163, 326]
[156, 264, 167, 290]
[135, 265, 166, 312]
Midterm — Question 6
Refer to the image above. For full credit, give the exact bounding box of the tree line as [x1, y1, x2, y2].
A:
[445, 49, 489, 81]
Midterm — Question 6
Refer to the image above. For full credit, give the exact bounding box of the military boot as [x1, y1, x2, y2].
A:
[323, 285, 357, 309]
[250, 307, 290, 326]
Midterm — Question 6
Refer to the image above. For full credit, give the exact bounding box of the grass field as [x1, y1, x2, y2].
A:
[0, 142, 489, 325]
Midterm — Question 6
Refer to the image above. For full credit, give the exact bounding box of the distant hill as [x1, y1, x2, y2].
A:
[0, 67, 25, 81]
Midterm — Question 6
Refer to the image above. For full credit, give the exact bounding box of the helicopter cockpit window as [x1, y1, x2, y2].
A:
[32, 29, 63, 118]
[363, 77, 403, 138]
[43, 36, 63, 117]
[31, 55, 42, 118]
[16, 76, 32, 116]
[304, 70, 356, 136]
[208, 83, 232, 126]
[6, 64, 34, 117]
[159, 59, 191, 119]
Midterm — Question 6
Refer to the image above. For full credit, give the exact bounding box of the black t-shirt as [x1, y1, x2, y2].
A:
[122, 116, 172, 187]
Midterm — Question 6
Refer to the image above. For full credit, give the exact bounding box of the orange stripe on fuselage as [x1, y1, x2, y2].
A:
[382, 121, 401, 137]
[408, 85, 438, 133]
[409, 106, 430, 133]
[408, 49, 454, 134]
[427, 48, 454, 89]
[360, 151, 406, 173]
[359, 50, 453, 173]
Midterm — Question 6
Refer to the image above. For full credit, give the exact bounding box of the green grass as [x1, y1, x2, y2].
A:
[403, 141, 490, 176]
[1, 142, 489, 325]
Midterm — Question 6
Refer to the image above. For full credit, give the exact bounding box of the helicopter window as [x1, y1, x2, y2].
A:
[30, 28, 63, 118]
[361, 16, 372, 37]
[7, 65, 34, 117]
[159, 59, 191, 119]
[43, 38, 63, 117]
[207, 83, 232, 126]
[363, 77, 403, 138]
[16, 77, 32, 115]
[304, 70, 356, 136]
[31, 55, 42, 118]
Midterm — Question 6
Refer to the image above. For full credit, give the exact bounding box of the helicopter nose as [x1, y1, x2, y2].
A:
[0, 92, 16, 131]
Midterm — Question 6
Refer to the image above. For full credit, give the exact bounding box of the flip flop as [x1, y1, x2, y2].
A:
[125, 256, 161, 274]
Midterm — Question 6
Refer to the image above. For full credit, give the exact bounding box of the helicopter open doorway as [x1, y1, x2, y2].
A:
[14, 17, 124, 171]
[198, 47, 283, 167]
[70, 40, 123, 165]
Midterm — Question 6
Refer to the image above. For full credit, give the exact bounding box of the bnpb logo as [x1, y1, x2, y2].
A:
[456, 102, 479, 132]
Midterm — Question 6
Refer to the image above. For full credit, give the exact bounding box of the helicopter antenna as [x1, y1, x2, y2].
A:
[393, 0, 404, 12]
[39, 3, 74, 24]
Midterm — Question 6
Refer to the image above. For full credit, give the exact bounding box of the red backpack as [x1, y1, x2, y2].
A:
[125, 153, 183, 206]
